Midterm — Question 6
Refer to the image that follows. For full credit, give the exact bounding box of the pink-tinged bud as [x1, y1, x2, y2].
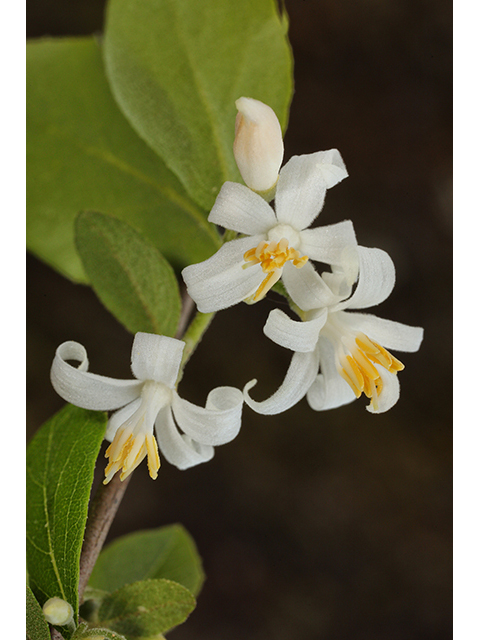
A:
[233, 97, 284, 193]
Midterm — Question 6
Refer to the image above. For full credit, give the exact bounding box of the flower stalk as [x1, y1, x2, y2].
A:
[78, 472, 133, 603]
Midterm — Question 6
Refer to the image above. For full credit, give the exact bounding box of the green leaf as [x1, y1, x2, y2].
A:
[26, 405, 107, 619]
[26, 586, 51, 640]
[75, 212, 181, 336]
[88, 525, 205, 597]
[96, 579, 195, 638]
[104, 0, 293, 210]
[27, 36, 220, 283]
[72, 622, 128, 640]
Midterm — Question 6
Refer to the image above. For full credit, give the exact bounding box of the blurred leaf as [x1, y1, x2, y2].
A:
[96, 579, 195, 638]
[88, 525, 205, 597]
[72, 622, 127, 640]
[104, 0, 293, 210]
[75, 212, 181, 336]
[26, 405, 107, 619]
[26, 586, 51, 640]
[27, 37, 220, 283]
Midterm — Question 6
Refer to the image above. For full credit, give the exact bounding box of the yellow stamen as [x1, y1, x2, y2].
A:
[103, 428, 161, 484]
[146, 434, 161, 480]
[253, 269, 282, 301]
[243, 237, 308, 301]
[339, 333, 404, 410]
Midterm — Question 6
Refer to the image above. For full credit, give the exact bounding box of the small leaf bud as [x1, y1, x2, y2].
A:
[233, 97, 284, 193]
[42, 596, 74, 626]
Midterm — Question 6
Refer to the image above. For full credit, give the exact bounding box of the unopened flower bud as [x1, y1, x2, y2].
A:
[233, 97, 284, 193]
[42, 597, 74, 626]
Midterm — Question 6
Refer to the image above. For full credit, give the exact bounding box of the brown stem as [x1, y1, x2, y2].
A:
[50, 627, 65, 640]
[78, 473, 132, 603]
[175, 288, 196, 339]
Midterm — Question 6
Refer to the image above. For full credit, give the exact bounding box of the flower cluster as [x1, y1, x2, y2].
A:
[51, 97, 423, 483]
[183, 97, 423, 415]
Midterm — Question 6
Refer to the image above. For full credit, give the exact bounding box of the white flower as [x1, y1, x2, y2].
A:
[182, 150, 356, 313]
[50, 333, 244, 483]
[233, 96, 284, 193]
[244, 246, 424, 415]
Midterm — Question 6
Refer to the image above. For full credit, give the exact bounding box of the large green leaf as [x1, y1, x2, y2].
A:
[26, 586, 51, 640]
[96, 579, 195, 638]
[88, 524, 205, 597]
[75, 212, 181, 336]
[104, 0, 293, 210]
[26, 405, 107, 620]
[27, 37, 220, 283]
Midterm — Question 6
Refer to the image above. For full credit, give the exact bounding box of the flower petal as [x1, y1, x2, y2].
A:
[182, 235, 266, 312]
[105, 398, 141, 442]
[209, 181, 278, 234]
[306, 338, 357, 410]
[274, 154, 327, 229]
[299, 220, 358, 275]
[155, 406, 214, 469]
[264, 308, 327, 352]
[343, 312, 424, 353]
[130, 333, 184, 387]
[366, 367, 400, 414]
[335, 246, 396, 311]
[311, 149, 349, 188]
[170, 387, 243, 445]
[244, 350, 319, 415]
[282, 261, 341, 311]
[50, 341, 142, 411]
[274, 150, 348, 230]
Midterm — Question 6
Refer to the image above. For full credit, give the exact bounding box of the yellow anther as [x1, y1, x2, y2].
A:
[243, 237, 308, 301]
[104, 428, 160, 484]
[146, 433, 161, 480]
[340, 333, 404, 410]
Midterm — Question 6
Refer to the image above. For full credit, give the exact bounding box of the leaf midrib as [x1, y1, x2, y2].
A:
[47, 124, 220, 245]
[84, 215, 167, 333]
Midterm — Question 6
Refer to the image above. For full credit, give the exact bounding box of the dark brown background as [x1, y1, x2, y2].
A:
[27, 1, 452, 639]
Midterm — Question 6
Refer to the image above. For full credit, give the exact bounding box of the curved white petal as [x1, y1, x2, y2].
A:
[299, 220, 358, 275]
[244, 350, 320, 415]
[182, 235, 266, 312]
[367, 367, 400, 414]
[274, 153, 328, 229]
[282, 261, 341, 312]
[310, 149, 349, 188]
[343, 312, 424, 353]
[275, 150, 348, 230]
[130, 333, 184, 387]
[264, 308, 327, 352]
[105, 398, 142, 442]
[209, 181, 278, 234]
[306, 338, 356, 411]
[155, 406, 214, 470]
[171, 386, 243, 445]
[50, 341, 142, 411]
[335, 246, 396, 312]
